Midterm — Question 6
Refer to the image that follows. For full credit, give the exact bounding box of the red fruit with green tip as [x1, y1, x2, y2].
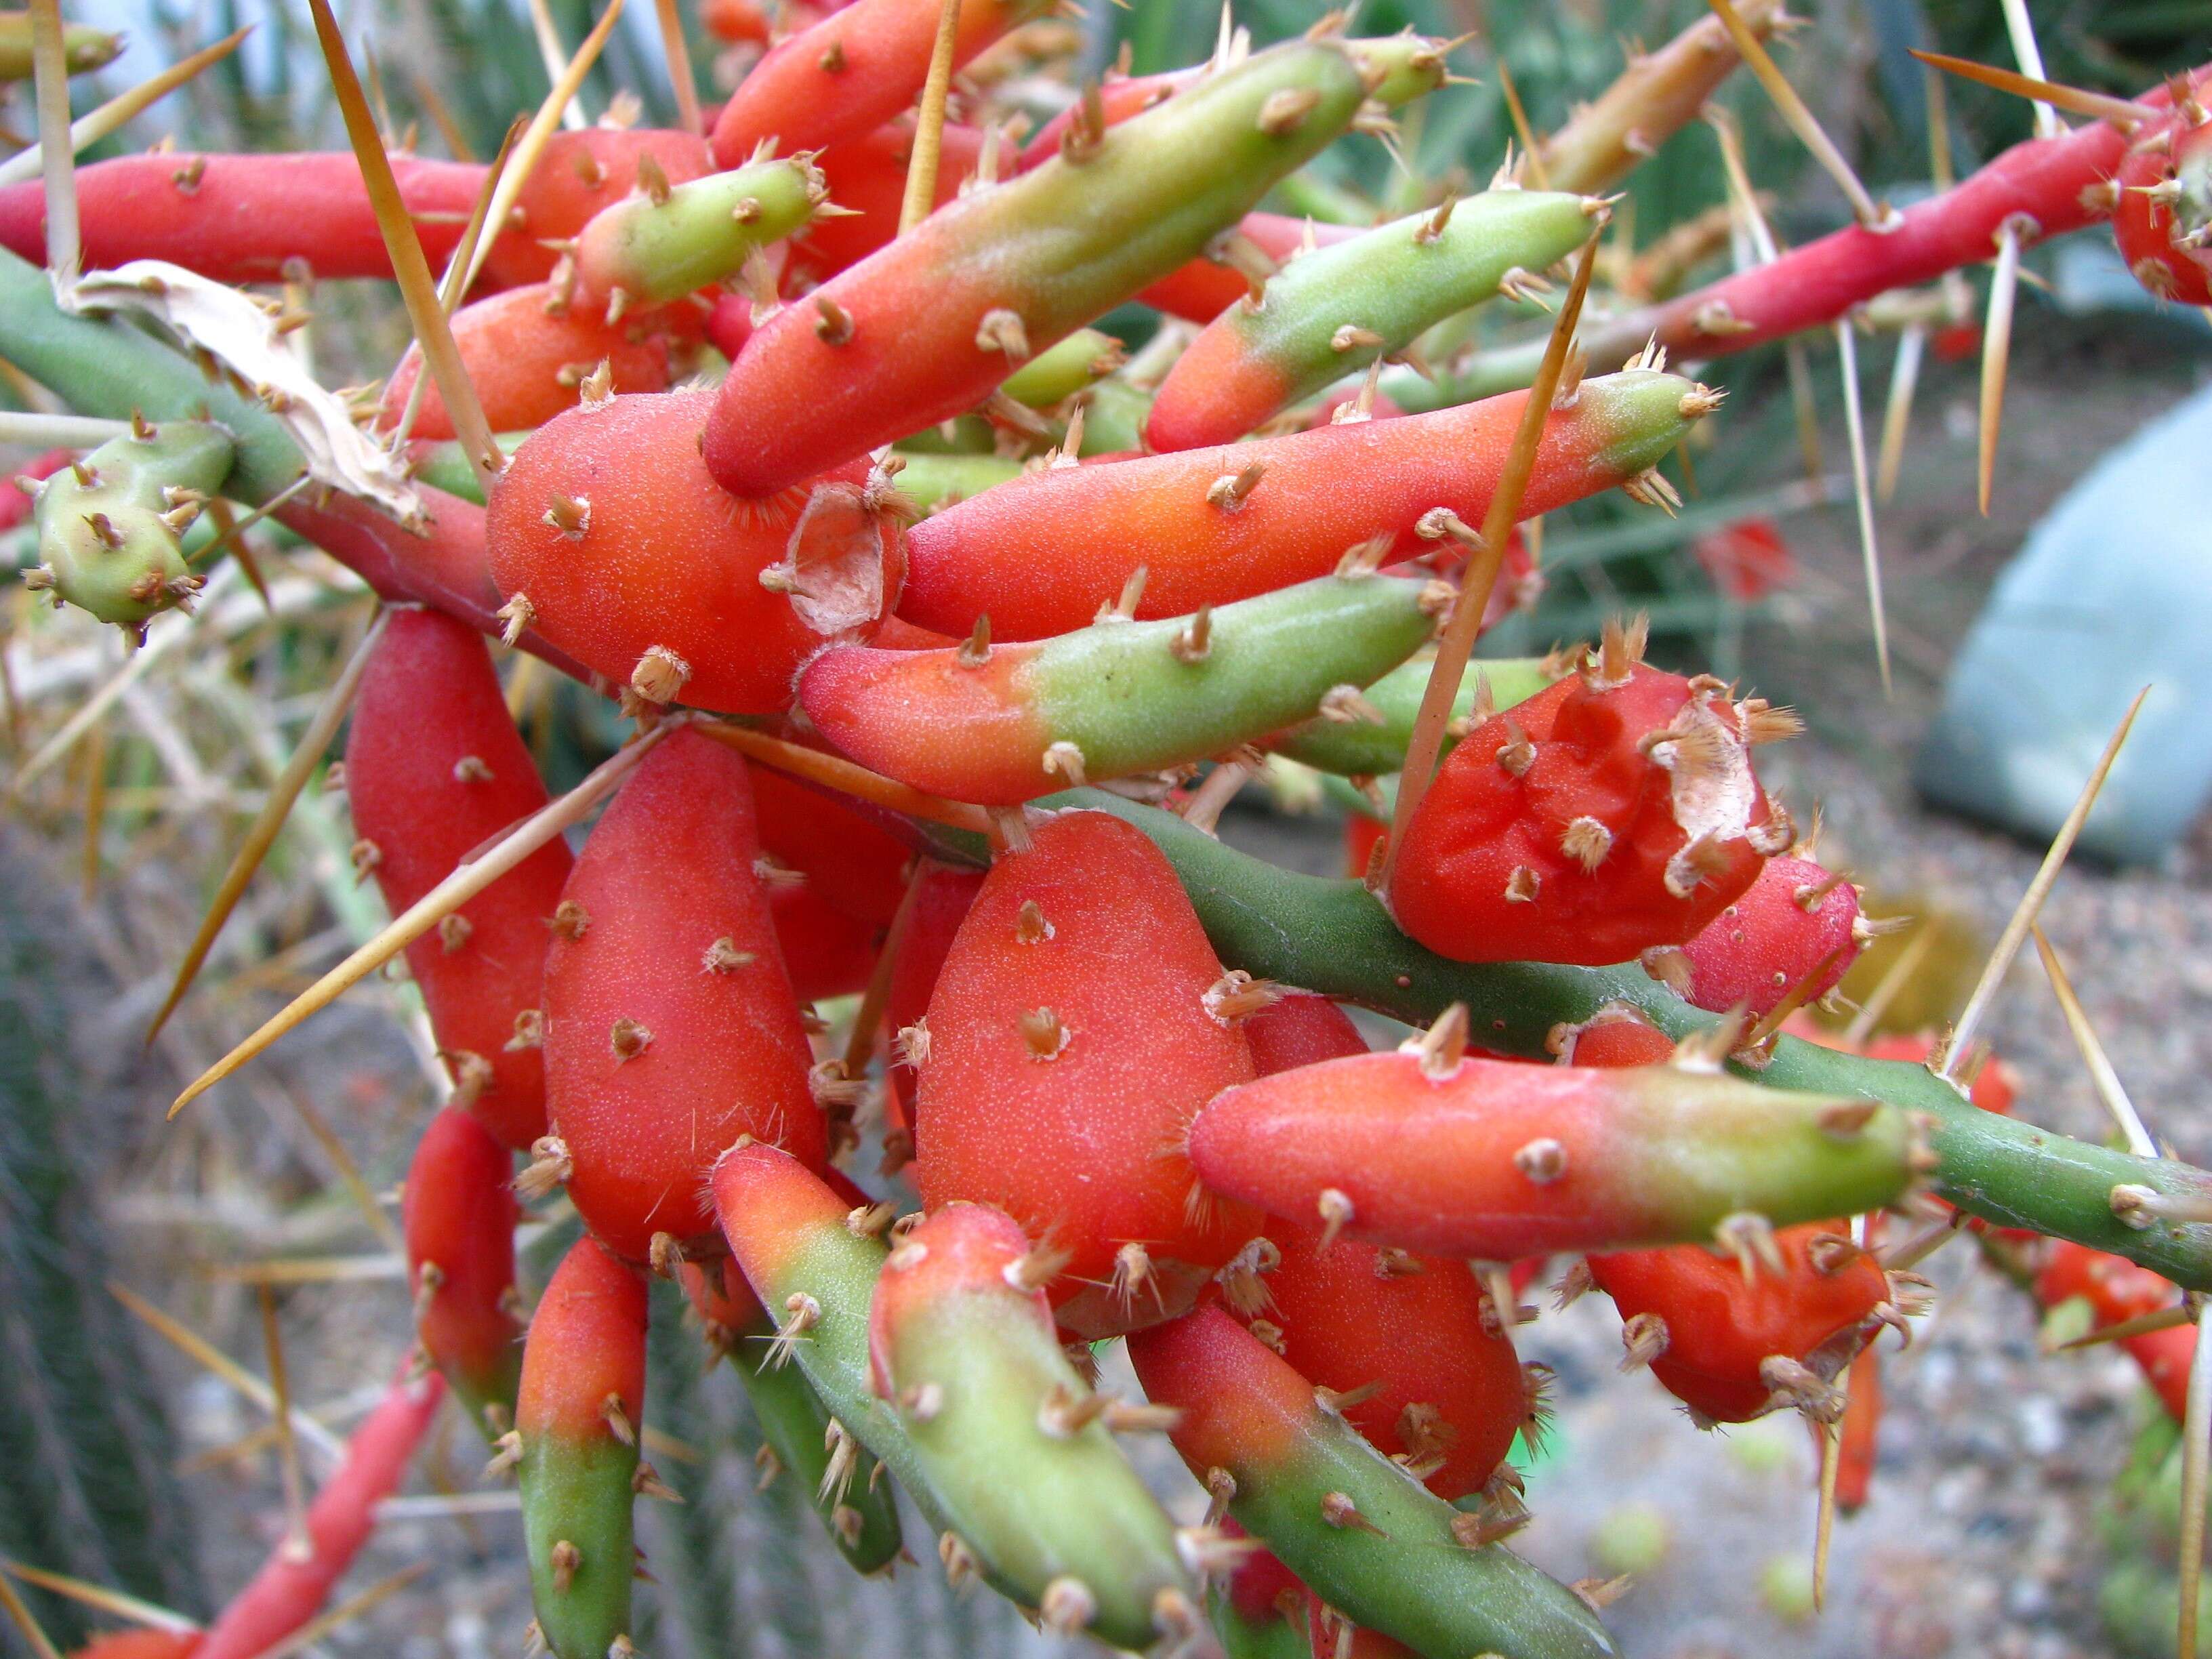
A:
[485, 390, 907, 714]
[914, 809, 1263, 1337]
[1243, 991, 1367, 1076]
[708, 0, 1047, 166]
[382, 282, 701, 441]
[514, 1236, 647, 1659]
[481, 127, 714, 289]
[1663, 853, 1866, 1019]
[790, 119, 987, 282]
[571, 153, 830, 311]
[1187, 1034, 1917, 1261]
[1588, 1222, 1896, 1425]
[345, 608, 572, 1151]
[541, 728, 823, 1262]
[403, 1107, 523, 1434]
[1387, 625, 1785, 966]
[899, 370, 1711, 642]
[193, 1366, 445, 1659]
[1229, 1219, 1527, 1502]
[703, 35, 1378, 497]
[1139, 211, 1359, 325]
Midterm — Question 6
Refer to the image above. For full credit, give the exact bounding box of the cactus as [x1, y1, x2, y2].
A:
[1145, 188, 1606, 453]
[403, 1107, 525, 1435]
[539, 728, 824, 1261]
[800, 572, 1445, 804]
[1128, 1306, 1615, 1659]
[868, 1203, 1200, 1648]
[914, 808, 1264, 1336]
[897, 368, 1713, 640]
[2114, 110, 2212, 305]
[1385, 621, 1786, 967]
[1241, 990, 1369, 1076]
[1656, 853, 1872, 1021]
[1269, 653, 1558, 777]
[513, 1235, 648, 1659]
[571, 152, 832, 312]
[345, 607, 571, 1149]
[26, 417, 231, 632]
[0, 12, 123, 77]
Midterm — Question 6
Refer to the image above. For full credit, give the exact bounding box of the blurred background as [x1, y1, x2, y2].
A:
[3, 0, 2211, 1655]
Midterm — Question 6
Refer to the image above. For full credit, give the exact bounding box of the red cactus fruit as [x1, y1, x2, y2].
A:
[193, 1366, 445, 1659]
[485, 390, 907, 715]
[767, 879, 883, 1003]
[749, 763, 912, 928]
[382, 282, 701, 441]
[1654, 853, 1867, 1019]
[2035, 1237, 2191, 1421]
[1242, 991, 1368, 1076]
[2114, 118, 2212, 306]
[1305, 1591, 1418, 1659]
[479, 128, 714, 289]
[913, 809, 1263, 1336]
[1588, 1222, 1896, 1426]
[540, 729, 823, 1262]
[1832, 1343, 1882, 1513]
[886, 861, 988, 1136]
[344, 608, 571, 1150]
[1387, 621, 1786, 966]
[403, 1107, 524, 1432]
[1550, 1001, 1677, 1068]
[1017, 66, 1208, 169]
[1220, 1517, 1304, 1629]
[1137, 211, 1359, 325]
[1692, 514, 1797, 602]
[790, 119, 988, 283]
[1342, 808, 1387, 882]
[66, 1635, 202, 1659]
[1225, 1219, 1527, 1501]
[708, 0, 1043, 165]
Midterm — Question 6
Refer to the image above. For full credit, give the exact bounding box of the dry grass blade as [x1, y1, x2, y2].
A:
[695, 721, 995, 834]
[842, 861, 928, 1080]
[106, 1281, 348, 1459]
[0, 26, 251, 188]
[304, 0, 501, 494]
[1380, 231, 1601, 893]
[0, 1571, 62, 1659]
[79, 701, 108, 898]
[1880, 1210, 1966, 1274]
[2183, 1305, 2212, 1659]
[1875, 323, 1925, 505]
[1832, 319, 1890, 695]
[0, 410, 131, 445]
[259, 1285, 313, 1561]
[252, 1565, 430, 1659]
[901, 0, 966, 234]
[1908, 49, 2153, 129]
[375, 1492, 524, 1520]
[1497, 59, 1550, 190]
[0, 1561, 198, 1634]
[1813, 1374, 1846, 1609]
[458, 0, 628, 297]
[2032, 924, 2158, 1158]
[203, 1255, 407, 1284]
[28, 0, 78, 283]
[1705, 0, 1887, 229]
[147, 609, 388, 1046]
[1943, 687, 2148, 1078]
[169, 724, 669, 1118]
[1978, 220, 2024, 517]
[652, 0, 703, 136]
[2053, 1303, 2191, 1351]
[391, 117, 527, 447]
[527, 0, 589, 131]
[287, 1086, 407, 1252]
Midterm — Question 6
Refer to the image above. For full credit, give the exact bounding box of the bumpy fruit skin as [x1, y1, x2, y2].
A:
[1242, 991, 1367, 1076]
[768, 881, 883, 1002]
[346, 609, 571, 1150]
[403, 1107, 524, 1434]
[914, 810, 1263, 1336]
[898, 370, 1704, 641]
[516, 1237, 646, 1659]
[2114, 123, 2212, 306]
[1127, 1306, 1615, 1659]
[1387, 657, 1780, 966]
[382, 282, 700, 441]
[542, 729, 823, 1261]
[480, 127, 714, 289]
[1235, 1220, 1524, 1501]
[486, 390, 905, 714]
[790, 119, 987, 283]
[703, 38, 1372, 497]
[2036, 1238, 2192, 1422]
[1551, 1002, 1677, 1068]
[709, 0, 1045, 165]
[193, 1366, 445, 1659]
[1589, 1223, 1891, 1425]
[800, 575, 1439, 804]
[1188, 1050, 1913, 1260]
[867, 1203, 1196, 1647]
[0, 153, 489, 283]
[886, 861, 987, 1132]
[1673, 853, 1863, 1018]
[30, 419, 230, 628]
